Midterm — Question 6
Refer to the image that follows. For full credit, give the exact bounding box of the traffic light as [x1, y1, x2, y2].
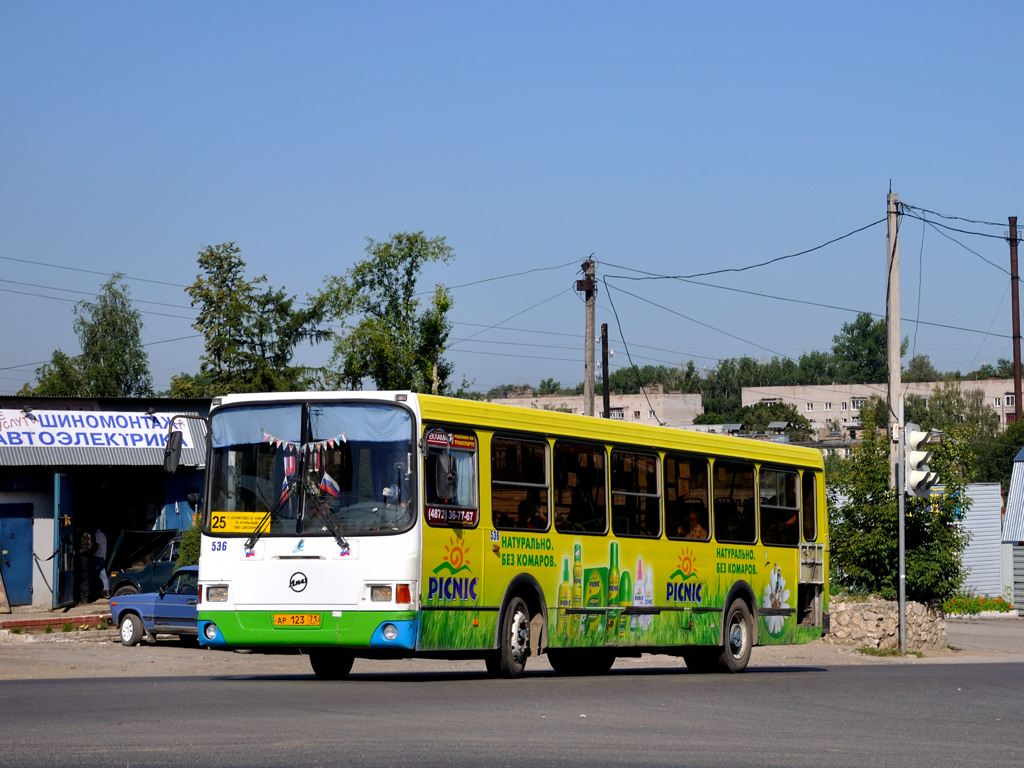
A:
[904, 423, 942, 498]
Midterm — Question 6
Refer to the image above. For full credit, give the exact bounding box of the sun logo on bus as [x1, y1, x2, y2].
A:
[434, 536, 472, 576]
[669, 547, 698, 581]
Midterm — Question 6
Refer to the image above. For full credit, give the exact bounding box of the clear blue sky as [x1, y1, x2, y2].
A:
[2, 2, 1022, 396]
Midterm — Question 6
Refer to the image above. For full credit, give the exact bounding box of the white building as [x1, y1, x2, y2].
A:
[742, 379, 1018, 433]
[487, 384, 703, 429]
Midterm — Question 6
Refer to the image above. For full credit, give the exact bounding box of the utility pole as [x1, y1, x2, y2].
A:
[1009, 217, 1021, 423]
[576, 259, 597, 417]
[601, 323, 610, 419]
[886, 192, 901, 488]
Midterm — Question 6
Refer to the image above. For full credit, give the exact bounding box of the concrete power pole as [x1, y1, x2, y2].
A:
[1010, 217, 1021, 423]
[576, 259, 597, 417]
[887, 192, 901, 488]
[601, 323, 610, 419]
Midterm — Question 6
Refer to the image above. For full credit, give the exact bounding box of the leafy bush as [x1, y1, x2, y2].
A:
[176, 523, 201, 570]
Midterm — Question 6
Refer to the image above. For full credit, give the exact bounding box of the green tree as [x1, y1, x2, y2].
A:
[324, 232, 456, 393]
[733, 402, 812, 441]
[21, 350, 86, 397]
[26, 274, 152, 397]
[975, 418, 1024, 493]
[832, 312, 904, 384]
[537, 378, 561, 395]
[797, 350, 839, 385]
[185, 243, 330, 396]
[827, 421, 969, 603]
[904, 354, 941, 383]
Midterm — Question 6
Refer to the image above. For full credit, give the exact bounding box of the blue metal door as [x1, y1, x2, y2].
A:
[0, 504, 34, 606]
[53, 474, 75, 608]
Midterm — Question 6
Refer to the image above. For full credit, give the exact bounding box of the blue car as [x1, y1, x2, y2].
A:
[110, 566, 198, 646]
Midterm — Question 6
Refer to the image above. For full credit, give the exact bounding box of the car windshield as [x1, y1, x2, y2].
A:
[206, 402, 416, 538]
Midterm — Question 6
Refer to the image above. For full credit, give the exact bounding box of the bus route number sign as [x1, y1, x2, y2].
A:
[426, 506, 479, 527]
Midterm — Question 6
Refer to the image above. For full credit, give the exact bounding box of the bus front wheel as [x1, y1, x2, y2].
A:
[490, 596, 530, 678]
[718, 600, 753, 673]
[309, 649, 354, 680]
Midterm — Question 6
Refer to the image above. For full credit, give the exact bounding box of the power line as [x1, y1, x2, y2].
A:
[898, 202, 1007, 229]
[0, 254, 188, 288]
[0, 280, 196, 310]
[602, 219, 886, 281]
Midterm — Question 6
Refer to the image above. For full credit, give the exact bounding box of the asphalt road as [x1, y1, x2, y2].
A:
[2, 659, 1021, 767]
[0, 618, 1020, 768]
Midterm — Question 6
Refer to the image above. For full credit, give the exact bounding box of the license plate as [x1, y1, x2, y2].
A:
[272, 613, 322, 627]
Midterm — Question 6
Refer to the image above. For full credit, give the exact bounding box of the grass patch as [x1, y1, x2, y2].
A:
[10, 626, 21, 635]
[856, 646, 923, 658]
[44, 625, 53, 634]
[62, 621, 74, 633]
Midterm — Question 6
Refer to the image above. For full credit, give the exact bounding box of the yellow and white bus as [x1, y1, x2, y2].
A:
[189, 391, 828, 679]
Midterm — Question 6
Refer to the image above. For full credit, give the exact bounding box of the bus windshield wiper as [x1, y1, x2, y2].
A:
[244, 481, 293, 550]
[312, 499, 349, 552]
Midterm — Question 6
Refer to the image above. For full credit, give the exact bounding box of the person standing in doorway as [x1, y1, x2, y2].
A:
[77, 527, 93, 604]
[93, 528, 110, 599]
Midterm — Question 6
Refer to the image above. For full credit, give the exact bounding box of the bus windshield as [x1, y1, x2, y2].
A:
[206, 401, 416, 538]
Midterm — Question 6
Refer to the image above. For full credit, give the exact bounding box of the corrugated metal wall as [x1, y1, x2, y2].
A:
[961, 483, 1004, 597]
[1015, 547, 1024, 608]
[1001, 448, 1024, 543]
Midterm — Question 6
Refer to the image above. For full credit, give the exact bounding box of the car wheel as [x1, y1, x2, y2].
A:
[113, 584, 139, 597]
[119, 614, 145, 647]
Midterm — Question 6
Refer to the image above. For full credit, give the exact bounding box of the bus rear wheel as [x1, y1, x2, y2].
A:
[489, 596, 530, 678]
[717, 599, 753, 673]
[309, 649, 354, 680]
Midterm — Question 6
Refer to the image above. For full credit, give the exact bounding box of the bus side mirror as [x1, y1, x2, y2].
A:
[164, 430, 184, 473]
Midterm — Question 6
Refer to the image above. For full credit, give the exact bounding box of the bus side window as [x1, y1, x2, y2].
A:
[491, 436, 549, 531]
[610, 450, 660, 537]
[665, 453, 710, 541]
[759, 467, 799, 546]
[712, 460, 756, 544]
[422, 427, 478, 515]
[802, 471, 818, 542]
[553, 441, 606, 534]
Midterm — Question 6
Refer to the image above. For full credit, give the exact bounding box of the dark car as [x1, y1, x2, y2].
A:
[106, 530, 181, 596]
[109, 566, 198, 646]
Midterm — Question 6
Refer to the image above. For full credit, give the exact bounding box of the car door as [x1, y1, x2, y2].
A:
[154, 571, 197, 630]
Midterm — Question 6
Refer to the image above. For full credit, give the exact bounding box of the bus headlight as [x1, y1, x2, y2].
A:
[370, 585, 393, 602]
[204, 623, 219, 641]
[382, 623, 399, 641]
[206, 586, 229, 602]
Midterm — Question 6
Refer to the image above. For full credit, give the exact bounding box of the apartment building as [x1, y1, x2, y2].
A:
[742, 379, 1019, 432]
